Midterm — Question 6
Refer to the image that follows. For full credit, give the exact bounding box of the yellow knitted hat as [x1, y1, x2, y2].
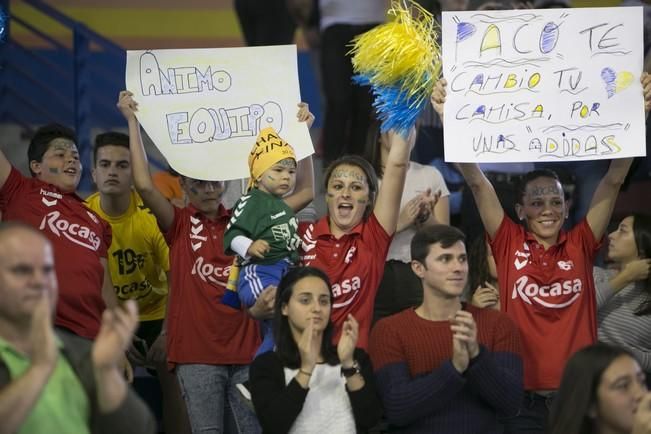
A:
[247, 127, 296, 190]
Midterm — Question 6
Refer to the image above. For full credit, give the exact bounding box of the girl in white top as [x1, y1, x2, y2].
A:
[249, 266, 382, 434]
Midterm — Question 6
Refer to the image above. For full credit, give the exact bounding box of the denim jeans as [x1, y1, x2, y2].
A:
[176, 364, 261, 434]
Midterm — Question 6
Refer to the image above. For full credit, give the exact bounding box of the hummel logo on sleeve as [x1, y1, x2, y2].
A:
[514, 243, 531, 270]
[233, 195, 251, 218]
[301, 224, 317, 252]
[190, 217, 206, 250]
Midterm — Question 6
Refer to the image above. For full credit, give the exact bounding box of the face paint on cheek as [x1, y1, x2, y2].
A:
[326, 192, 335, 198]
[356, 199, 368, 205]
[189, 187, 199, 195]
[267, 175, 276, 181]
[48, 167, 60, 174]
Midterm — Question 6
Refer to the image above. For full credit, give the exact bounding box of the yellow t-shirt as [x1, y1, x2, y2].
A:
[86, 190, 169, 321]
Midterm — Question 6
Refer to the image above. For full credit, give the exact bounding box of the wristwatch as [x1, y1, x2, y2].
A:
[340, 360, 361, 378]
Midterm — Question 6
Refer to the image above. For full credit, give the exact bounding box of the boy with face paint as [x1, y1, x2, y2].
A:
[0, 124, 116, 341]
[223, 119, 315, 356]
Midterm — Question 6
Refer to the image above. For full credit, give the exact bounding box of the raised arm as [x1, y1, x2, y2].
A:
[430, 79, 504, 238]
[374, 130, 410, 235]
[117, 91, 175, 232]
[283, 156, 314, 213]
[432, 194, 450, 226]
[585, 157, 633, 240]
[588, 73, 651, 239]
[456, 164, 504, 239]
[283, 102, 315, 213]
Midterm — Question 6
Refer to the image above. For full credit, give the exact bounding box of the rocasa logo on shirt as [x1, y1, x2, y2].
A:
[512, 275, 583, 308]
[39, 211, 101, 251]
[332, 276, 361, 297]
[332, 276, 362, 308]
[191, 256, 230, 287]
[114, 279, 153, 298]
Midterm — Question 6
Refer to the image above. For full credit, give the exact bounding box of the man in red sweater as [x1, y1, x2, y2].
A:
[369, 225, 523, 434]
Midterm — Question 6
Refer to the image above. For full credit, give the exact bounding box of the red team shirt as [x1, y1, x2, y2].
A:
[0, 167, 111, 339]
[165, 205, 260, 367]
[300, 213, 391, 349]
[490, 217, 600, 390]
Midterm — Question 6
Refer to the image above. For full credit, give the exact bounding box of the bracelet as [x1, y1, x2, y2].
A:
[299, 369, 313, 377]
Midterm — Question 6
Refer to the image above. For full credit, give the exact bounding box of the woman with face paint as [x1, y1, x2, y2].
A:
[299, 127, 411, 350]
[549, 343, 651, 434]
[595, 214, 651, 386]
[431, 72, 651, 433]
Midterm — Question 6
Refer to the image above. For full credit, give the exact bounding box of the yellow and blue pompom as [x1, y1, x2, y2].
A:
[350, 0, 442, 133]
[354, 75, 431, 134]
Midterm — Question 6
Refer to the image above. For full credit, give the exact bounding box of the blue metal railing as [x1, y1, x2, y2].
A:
[0, 0, 128, 190]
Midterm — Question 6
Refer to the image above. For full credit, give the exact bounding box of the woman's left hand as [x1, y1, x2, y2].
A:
[622, 258, 651, 282]
[297, 102, 315, 129]
[471, 282, 500, 310]
[416, 189, 442, 225]
[397, 195, 423, 232]
[431, 79, 447, 121]
[337, 314, 358, 366]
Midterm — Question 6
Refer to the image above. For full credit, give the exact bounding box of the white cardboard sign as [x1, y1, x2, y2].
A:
[125, 45, 313, 180]
[441, 7, 645, 162]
